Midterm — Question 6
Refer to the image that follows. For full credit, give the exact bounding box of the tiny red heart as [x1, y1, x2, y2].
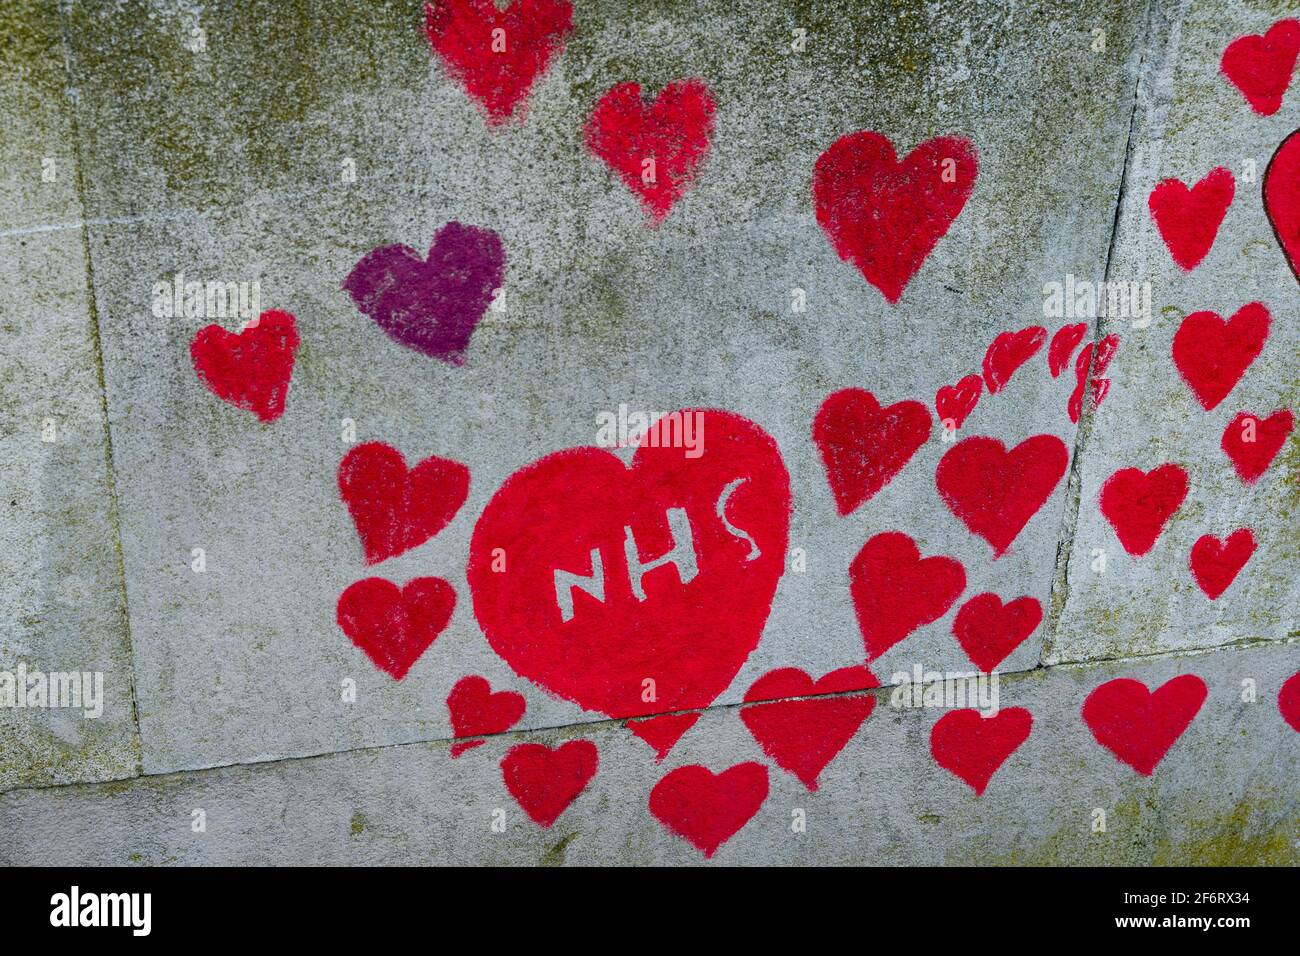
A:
[1099, 463, 1188, 557]
[500, 740, 598, 828]
[649, 762, 769, 858]
[930, 707, 1032, 796]
[952, 593, 1042, 673]
[1048, 322, 1088, 377]
[812, 388, 932, 515]
[1171, 304, 1270, 411]
[1279, 672, 1300, 732]
[1189, 529, 1256, 601]
[850, 531, 965, 660]
[1148, 167, 1235, 271]
[1082, 675, 1206, 775]
[336, 577, 456, 680]
[1221, 409, 1293, 484]
[1221, 19, 1300, 116]
[935, 374, 982, 430]
[189, 310, 299, 423]
[983, 325, 1046, 394]
[447, 675, 526, 756]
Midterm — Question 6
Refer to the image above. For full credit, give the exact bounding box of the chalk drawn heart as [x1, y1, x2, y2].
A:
[850, 531, 965, 660]
[1082, 675, 1206, 775]
[1148, 167, 1234, 271]
[336, 576, 455, 680]
[467, 410, 790, 750]
[649, 762, 769, 858]
[1265, 130, 1300, 282]
[1171, 304, 1270, 411]
[983, 325, 1046, 394]
[813, 131, 978, 303]
[424, 0, 573, 124]
[1280, 672, 1300, 732]
[338, 441, 470, 565]
[1048, 322, 1088, 377]
[930, 707, 1032, 796]
[952, 593, 1042, 673]
[1221, 19, 1300, 116]
[585, 78, 716, 222]
[447, 675, 526, 756]
[343, 221, 505, 365]
[500, 740, 597, 827]
[739, 666, 877, 792]
[935, 374, 982, 430]
[1189, 529, 1255, 601]
[1222, 409, 1293, 484]
[812, 388, 932, 516]
[189, 310, 299, 423]
[1099, 463, 1188, 557]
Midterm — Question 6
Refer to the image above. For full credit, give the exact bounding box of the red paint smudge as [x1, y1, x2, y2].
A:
[1048, 322, 1088, 377]
[982, 325, 1046, 394]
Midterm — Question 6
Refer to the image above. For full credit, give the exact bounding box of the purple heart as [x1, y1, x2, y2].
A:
[343, 221, 506, 365]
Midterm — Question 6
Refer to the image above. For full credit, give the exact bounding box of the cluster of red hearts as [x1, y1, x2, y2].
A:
[179, 5, 1300, 858]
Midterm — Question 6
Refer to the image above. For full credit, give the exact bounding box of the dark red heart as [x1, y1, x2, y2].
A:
[983, 325, 1046, 394]
[1148, 167, 1234, 271]
[1048, 322, 1088, 377]
[336, 576, 456, 680]
[447, 675, 526, 756]
[1189, 529, 1255, 601]
[1098, 463, 1188, 557]
[850, 531, 965, 660]
[1221, 409, 1293, 484]
[1171, 304, 1270, 411]
[951, 593, 1042, 673]
[1082, 675, 1206, 776]
[1221, 19, 1300, 116]
[812, 131, 978, 303]
[1265, 129, 1300, 282]
[500, 740, 597, 828]
[189, 310, 299, 423]
[935, 374, 982, 430]
[648, 763, 768, 858]
[812, 388, 932, 515]
[930, 707, 1032, 796]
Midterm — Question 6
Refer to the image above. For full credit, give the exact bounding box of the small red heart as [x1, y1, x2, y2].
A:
[850, 531, 965, 660]
[189, 310, 299, 423]
[585, 78, 716, 222]
[500, 740, 598, 828]
[627, 713, 701, 762]
[336, 577, 456, 680]
[813, 132, 978, 303]
[812, 388, 932, 515]
[739, 666, 877, 791]
[1171, 304, 1270, 411]
[952, 593, 1042, 673]
[1048, 322, 1088, 378]
[935, 374, 982, 430]
[1189, 529, 1256, 601]
[1279, 671, 1300, 732]
[1265, 130, 1300, 282]
[1221, 409, 1294, 484]
[983, 325, 1046, 394]
[1148, 167, 1235, 271]
[1082, 675, 1206, 776]
[1099, 464, 1188, 557]
[936, 434, 1069, 557]
[338, 442, 470, 566]
[1221, 19, 1300, 116]
[423, 0, 573, 125]
[930, 707, 1032, 796]
[1068, 334, 1119, 423]
[447, 675, 526, 757]
[649, 762, 769, 858]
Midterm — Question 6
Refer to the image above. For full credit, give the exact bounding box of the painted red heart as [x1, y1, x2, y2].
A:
[1099, 464, 1188, 557]
[1068, 333, 1119, 424]
[585, 78, 715, 222]
[739, 666, 877, 791]
[500, 740, 597, 828]
[648, 762, 769, 858]
[935, 374, 982, 430]
[812, 388, 932, 515]
[850, 531, 965, 660]
[189, 310, 299, 423]
[1171, 304, 1270, 411]
[1221, 19, 1300, 116]
[1048, 322, 1088, 377]
[935, 435, 1068, 557]
[423, 0, 573, 125]
[1279, 671, 1300, 732]
[338, 442, 470, 566]
[930, 707, 1032, 796]
[1148, 166, 1234, 271]
[628, 713, 701, 762]
[1189, 529, 1255, 601]
[336, 576, 455, 680]
[467, 410, 790, 732]
[812, 131, 978, 303]
[1082, 675, 1206, 776]
[1221, 409, 1293, 483]
[983, 325, 1046, 394]
[952, 593, 1042, 673]
[1265, 129, 1300, 281]
[447, 675, 526, 757]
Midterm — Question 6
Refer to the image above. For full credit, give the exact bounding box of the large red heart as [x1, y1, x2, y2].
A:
[812, 131, 978, 303]
[1148, 166, 1235, 271]
[1048, 322, 1088, 377]
[1082, 675, 1206, 776]
[850, 531, 965, 660]
[983, 325, 1046, 394]
[951, 593, 1042, 673]
[447, 675, 526, 757]
[585, 79, 716, 222]
[467, 410, 790, 726]
[935, 374, 982, 430]
[1221, 19, 1300, 116]
[423, 0, 573, 125]
[500, 740, 597, 828]
[338, 442, 470, 566]
[648, 762, 769, 858]
[1280, 672, 1300, 732]
[189, 310, 299, 423]
[812, 388, 932, 515]
[1099, 464, 1188, 557]
[1221, 409, 1293, 484]
[739, 666, 877, 792]
[1171, 304, 1270, 411]
[1189, 529, 1255, 601]
[935, 435, 1068, 557]
[336, 576, 455, 680]
[930, 707, 1032, 796]
[1265, 129, 1300, 281]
